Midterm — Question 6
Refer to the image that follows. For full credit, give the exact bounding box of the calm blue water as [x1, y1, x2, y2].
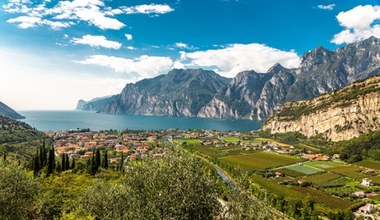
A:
[19, 111, 262, 131]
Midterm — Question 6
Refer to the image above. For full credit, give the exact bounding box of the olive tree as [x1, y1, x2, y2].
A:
[80, 149, 221, 219]
[0, 162, 38, 219]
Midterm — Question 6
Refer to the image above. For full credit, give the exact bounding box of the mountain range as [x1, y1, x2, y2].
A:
[77, 37, 380, 120]
[0, 101, 24, 120]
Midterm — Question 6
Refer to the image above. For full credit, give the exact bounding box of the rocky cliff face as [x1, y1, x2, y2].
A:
[198, 64, 295, 120]
[99, 69, 230, 117]
[0, 101, 24, 120]
[262, 75, 380, 141]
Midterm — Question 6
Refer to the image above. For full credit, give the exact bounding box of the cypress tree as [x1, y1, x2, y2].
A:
[61, 154, 66, 171]
[65, 154, 70, 170]
[71, 158, 75, 169]
[95, 149, 101, 169]
[91, 153, 97, 175]
[52, 146, 56, 170]
[33, 156, 40, 177]
[103, 150, 108, 169]
[119, 153, 124, 172]
[39, 145, 44, 167]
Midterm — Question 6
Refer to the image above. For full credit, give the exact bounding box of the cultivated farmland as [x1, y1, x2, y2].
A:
[286, 164, 322, 175]
[304, 172, 341, 185]
[220, 151, 301, 170]
[355, 160, 380, 170]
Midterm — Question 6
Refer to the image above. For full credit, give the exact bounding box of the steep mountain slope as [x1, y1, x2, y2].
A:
[198, 64, 295, 119]
[262, 75, 380, 141]
[199, 37, 380, 120]
[0, 115, 46, 160]
[99, 69, 230, 117]
[0, 102, 24, 119]
[76, 96, 116, 112]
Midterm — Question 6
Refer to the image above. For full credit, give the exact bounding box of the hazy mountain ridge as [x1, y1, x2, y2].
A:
[0, 101, 25, 120]
[76, 96, 116, 112]
[79, 37, 380, 120]
[262, 74, 380, 141]
[99, 69, 230, 117]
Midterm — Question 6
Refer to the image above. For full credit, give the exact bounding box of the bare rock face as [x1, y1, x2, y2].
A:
[262, 75, 380, 141]
[99, 69, 230, 117]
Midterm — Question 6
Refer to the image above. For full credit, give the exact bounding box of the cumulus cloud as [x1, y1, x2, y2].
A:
[178, 43, 301, 78]
[75, 55, 174, 80]
[332, 5, 380, 44]
[317, 4, 335, 11]
[72, 35, 122, 49]
[122, 4, 174, 15]
[3, 0, 174, 30]
[125, 34, 133, 41]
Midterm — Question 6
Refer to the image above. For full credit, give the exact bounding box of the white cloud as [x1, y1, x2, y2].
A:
[178, 43, 301, 78]
[126, 46, 136, 50]
[125, 34, 133, 41]
[2, 0, 175, 30]
[72, 35, 122, 49]
[317, 4, 335, 11]
[174, 42, 196, 50]
[7, 15, 72, 29]
[76, 55, 174, 80]
[332, 5, 380, 44]
[122, 4, 174, 14]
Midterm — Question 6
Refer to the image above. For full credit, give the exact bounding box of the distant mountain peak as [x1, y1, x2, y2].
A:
[267, 63, 287, 74]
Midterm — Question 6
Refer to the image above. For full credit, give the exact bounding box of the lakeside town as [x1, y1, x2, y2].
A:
[42, 128, 380, 219]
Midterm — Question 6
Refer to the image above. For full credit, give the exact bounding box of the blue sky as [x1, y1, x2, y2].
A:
[0, 0, 380, 110]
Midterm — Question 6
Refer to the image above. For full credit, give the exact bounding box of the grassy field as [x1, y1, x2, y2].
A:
[220, 151, 301, 170]
[292, 187, 357, 210]
[286, 164, 322, 175]
[276, 168, 305, 177]
[326, 166, 366, 179]
[221, 136, 241, 142]
[251, 175, 357, 212]
[255, 138, 291, 147]
[251, 175, 304, 200]
[305, 161, 344, 169]
[355, 160, 380, 170]
[304, 173, 341, 185]
[183, 145, 243, 158]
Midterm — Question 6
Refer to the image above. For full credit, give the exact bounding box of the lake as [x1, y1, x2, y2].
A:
[20, 111, 262, 131]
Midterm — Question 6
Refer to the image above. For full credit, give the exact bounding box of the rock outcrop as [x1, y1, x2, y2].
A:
[262, 75, 380, 141]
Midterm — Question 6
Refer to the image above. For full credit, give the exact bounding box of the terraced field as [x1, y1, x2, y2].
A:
[304, 173, 341, 185]
[355, 160, 380, 170]
[220, 151, 301, 170]
[325, 166, 366, 179]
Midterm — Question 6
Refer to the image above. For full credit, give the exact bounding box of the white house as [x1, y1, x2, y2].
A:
[361, 178, 374, 186]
